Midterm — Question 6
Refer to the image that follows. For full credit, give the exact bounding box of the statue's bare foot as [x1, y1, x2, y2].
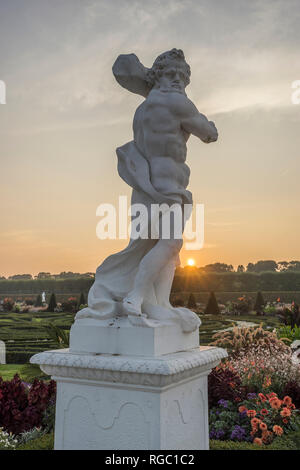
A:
[122, 295, 143, 317]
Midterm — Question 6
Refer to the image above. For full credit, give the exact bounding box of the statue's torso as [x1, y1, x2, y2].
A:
[133, 89, 191, 194]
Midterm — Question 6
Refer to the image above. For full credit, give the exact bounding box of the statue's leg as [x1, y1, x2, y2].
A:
[123, 238, 182, 316]
[153, 256, 177, 308]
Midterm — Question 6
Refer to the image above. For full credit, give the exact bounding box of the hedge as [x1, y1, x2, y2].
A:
[6, 352, 35, 364]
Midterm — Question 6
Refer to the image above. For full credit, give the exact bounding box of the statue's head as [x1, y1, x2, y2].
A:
[146, 48, 191, 94]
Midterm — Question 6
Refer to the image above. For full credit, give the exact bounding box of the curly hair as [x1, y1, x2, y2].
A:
[146, 48, 191, 88]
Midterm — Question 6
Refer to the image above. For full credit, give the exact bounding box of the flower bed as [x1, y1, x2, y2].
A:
[208, 324, 300, 448]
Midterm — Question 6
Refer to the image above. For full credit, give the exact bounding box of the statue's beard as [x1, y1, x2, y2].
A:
[154, 83, 186, 94]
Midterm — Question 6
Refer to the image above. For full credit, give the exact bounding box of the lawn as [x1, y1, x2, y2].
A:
[0, 363, 49, 381]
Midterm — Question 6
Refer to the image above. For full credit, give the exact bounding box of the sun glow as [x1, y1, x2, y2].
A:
[187, 258, 196, 267]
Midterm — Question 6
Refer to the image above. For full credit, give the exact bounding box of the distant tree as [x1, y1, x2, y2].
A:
[8, 274, 33, 280]
[35, 294, 43, 307]
[247, 260, 277, 273]
[237, 265, 245, 273]
[0, 276, 6, 280]
[35, 272, 52, 280]
[47, 293, 57, 312]
[246, 263, 255, 272]
[286, 261, 300, 272]
[254, 291, 265, 314]
[204, 292, 220, 315]
[187, 293, 197, 309]
[278, 261, 289, 272]
[203, 263, 234, 273]
[78, 292, 86, 306]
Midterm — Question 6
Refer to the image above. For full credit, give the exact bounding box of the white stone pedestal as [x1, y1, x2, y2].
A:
[31, 346, 227, 450]
[70, 317, 200, 356]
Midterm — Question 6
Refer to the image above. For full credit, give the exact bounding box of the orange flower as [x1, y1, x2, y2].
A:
[289, 403, 296, 410]
[260, 408, 269, 416]
[247, 409, 257, 418]
[267, 392, 277, 400]
[253, 438, 263, 446]
[262, 431, 273, 444]
[239, 405, 247, 413]
[259, 422, 267, 431]
[280, 407, 291, 418]
[251, 417, 260, 427]
[283, 396, 292, 406]
[273, 425, 283, 436]
[229, 382, 236, 389]
[258, 393, 266, 402]
[270, 398, 281, 410]
[282, 418, 288, 424]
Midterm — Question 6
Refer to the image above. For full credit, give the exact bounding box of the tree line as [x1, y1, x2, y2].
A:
[2, 260, 300, 282]
[3, 270, 300, 296]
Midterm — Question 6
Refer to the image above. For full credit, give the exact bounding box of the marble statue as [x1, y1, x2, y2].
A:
[77, 49, 218, 333]
[31, 49, 227, 451]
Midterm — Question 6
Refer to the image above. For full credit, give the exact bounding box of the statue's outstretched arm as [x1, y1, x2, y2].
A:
[181, 101, 218, 144]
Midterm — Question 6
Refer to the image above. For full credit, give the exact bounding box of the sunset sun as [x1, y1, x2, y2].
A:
[187, 258, 196, 267]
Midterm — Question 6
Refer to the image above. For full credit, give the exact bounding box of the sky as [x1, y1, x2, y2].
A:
[0, 0, 300, 277]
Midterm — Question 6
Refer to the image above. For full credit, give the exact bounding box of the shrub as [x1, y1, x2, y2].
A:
[47, 293, 57, 312]
[209, 399, 251, 442]
[229, 346, 300, 396]
[34, 294, 42, 307]
[44, 323, 69, 349]
[278, 305, 300, 328]
[61, 296, 77, 313]
[209, 391, 299, 446]
[283, 381, 300, 409]
[3, 298, 14, 312]
[254, 291, 265, 314]
[0, 375, 56, 435]
[205, 292, 220, 315]
[0, 427, 18, 450]
[78, 292, 86, 307]
[78, 304, 88, 310]
[187, 293, 197, 309]
[208, 365, 246, 408]
[277, 325, 300, 344]
[236, 296, 252, 315]
[210, 324, 288, 357]
[17, 432, 54, 450]
[17, 427, 45, 446]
